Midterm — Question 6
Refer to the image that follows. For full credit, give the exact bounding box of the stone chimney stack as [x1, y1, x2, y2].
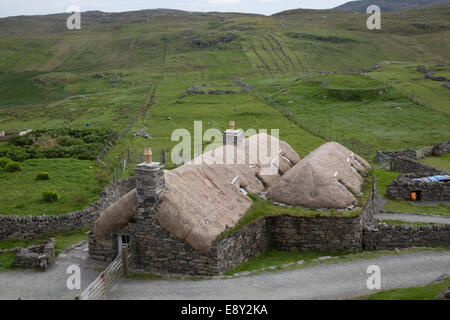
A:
[134, 148, 165, 209]
[223, 120, 243, 146]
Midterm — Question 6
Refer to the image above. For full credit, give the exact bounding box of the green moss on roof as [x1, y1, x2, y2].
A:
[215, 171, 374, 242]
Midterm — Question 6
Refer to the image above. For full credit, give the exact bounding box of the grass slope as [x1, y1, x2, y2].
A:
[0, 158, 106, 216]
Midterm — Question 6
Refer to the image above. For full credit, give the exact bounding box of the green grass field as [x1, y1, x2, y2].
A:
[419, 153, 450, 171]
[0, 158, 107, 216]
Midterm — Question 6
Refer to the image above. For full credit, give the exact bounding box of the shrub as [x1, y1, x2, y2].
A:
[0, 145, 30, 161]
[36, 172, 50, 180]
[0, 157, 11, 167]
[42, 190, 58, 203]
[57, 136, 84, 147]
[9, 134, 32, 146]
[5, 161, 21, 172]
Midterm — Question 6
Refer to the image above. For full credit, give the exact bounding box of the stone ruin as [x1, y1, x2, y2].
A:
[387, 172, 449, 202]
[13, 238, 56, 270]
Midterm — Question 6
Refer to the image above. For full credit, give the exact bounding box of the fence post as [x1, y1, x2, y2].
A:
[122, 245, 129, 276]
[161, 149, 166, 163]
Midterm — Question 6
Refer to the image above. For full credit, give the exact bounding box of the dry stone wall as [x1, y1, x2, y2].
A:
[390, 157, 448, 175]
[363, 223, 450, 250]
[387, 173, 449, 201]
[0, 178, 136, 240]
[13, 238, 56, 270]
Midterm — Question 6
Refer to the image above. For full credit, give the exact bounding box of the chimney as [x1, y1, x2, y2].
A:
[134, 148, 165, 209]
[223, 120, 243, 146]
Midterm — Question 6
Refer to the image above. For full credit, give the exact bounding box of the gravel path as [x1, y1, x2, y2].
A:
[375, 212, 450, 225]
[0, 241, 102, 300]
[108, 251, 450, 300]
[1, 243, 448, 300]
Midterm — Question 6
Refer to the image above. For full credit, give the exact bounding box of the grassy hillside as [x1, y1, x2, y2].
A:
[334, 0, 450, 12]
[0, 6, 449, 215]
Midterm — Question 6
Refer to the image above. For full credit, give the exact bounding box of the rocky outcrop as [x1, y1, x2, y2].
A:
[132, 127, 152, 139]
[425, 72, 450, 82]
[433, 140, 450, 155]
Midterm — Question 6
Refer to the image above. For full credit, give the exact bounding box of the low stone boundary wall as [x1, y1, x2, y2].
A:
[0, 178, 136, 240]
[390, 157, 448, 175]
[379, 149, 417, 161]
[363, 223, 450, 250]
[377, 140, 450, 162]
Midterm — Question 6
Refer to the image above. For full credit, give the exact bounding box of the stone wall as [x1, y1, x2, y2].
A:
[13, 238, 56, 270]
[266, 179, 377, 252]
[90, 178, 379, 276]
[215, 218, 270, 274]
[387, 173, 449, 201]
[268, 215, 362, 252]
[127, 212, 220, 276]
[379, 149, 417, 161]
[363, 223, 450, 250]
[88, 232, 117, 263]
[390, 157, 448, 175]
[378, 140, 450, 163]
[433, 141, 450, 156]
[0, 178, 136, 240]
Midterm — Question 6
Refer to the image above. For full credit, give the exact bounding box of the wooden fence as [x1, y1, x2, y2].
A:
[76, 242, 134, 300]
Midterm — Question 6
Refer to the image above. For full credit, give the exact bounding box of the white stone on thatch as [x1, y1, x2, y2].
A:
[155, 133, 300, 253]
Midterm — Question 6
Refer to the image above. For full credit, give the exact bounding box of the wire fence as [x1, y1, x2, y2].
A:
[112, 148, 166, 181]
[365, 73, 450, 115]
[251, 85, 378, 160]
[97, 82, 156, 167]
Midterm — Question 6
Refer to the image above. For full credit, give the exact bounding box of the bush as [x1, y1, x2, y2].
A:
[0, 145, 30, 162]
[36, 172, 50, 180]
[9, 134, 32, 146]
[42, 190, 58, 203]
[57, 136, 84, 147]
[0, 157, 11, 167]
[5, 161, 21, 172]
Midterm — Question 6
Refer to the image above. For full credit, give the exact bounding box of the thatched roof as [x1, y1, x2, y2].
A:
[266, 142, 371, 208]
[94, 189, 137, 240]
[155, 133, 300, 253]
[92, 138, 371, 254]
